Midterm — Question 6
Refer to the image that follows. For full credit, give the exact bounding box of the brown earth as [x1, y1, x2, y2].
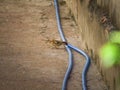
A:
[0, 0, 108, 90]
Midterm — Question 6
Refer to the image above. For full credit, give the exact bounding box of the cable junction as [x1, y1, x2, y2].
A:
[54, 0, 91, 90]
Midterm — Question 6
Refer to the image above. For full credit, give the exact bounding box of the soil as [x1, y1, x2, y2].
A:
[0, 0, 108, 90]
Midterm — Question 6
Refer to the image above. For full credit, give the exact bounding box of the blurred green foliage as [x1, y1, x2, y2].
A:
[99, 31, 120, 68]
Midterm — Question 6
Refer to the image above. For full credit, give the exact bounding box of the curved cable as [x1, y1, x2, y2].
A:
[54, 0, 91, 90]
[54, 0, 66, 42]
[62, 45, 73, 90]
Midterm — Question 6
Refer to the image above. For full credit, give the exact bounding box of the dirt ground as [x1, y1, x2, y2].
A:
[0, 0, 108, 90]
